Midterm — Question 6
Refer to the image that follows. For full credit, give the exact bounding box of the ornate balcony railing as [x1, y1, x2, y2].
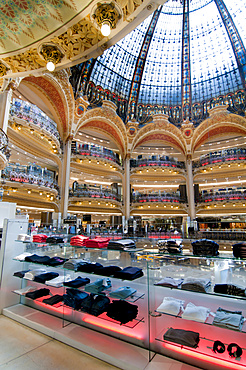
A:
[1, 163, 59, 191]
[69, 188, 122, 202]
[130, 157, 185, 169]
[131, 192, 185, 204]
[71, 142, 121, 166]
[193, 147, 246, 168]
[199, 188, 246, 203]
[0, 128, 10, 160]
[10, 98, 61, 144]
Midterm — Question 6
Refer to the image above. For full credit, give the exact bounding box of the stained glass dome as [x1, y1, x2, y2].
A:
[74, 0, 246, 124]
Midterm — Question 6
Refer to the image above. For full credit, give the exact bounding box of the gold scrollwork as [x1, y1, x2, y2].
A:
[40, 44, 64, 65]
[92, 2, 122, 29]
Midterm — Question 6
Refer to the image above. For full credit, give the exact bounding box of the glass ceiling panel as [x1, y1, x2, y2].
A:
[139, 1, 183, 105]
[224, 0, 246, 46]
[90, 17, 152, 99]
[190, 0, 242, 102]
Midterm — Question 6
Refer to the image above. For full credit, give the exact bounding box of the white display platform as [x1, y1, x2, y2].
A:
[3, 304, 150, 370]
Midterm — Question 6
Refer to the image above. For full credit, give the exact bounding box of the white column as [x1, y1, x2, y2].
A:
[186, 156, 196, 220]
[59, 139, 71, 219]
[0, 88, 12, 133]
[123, 155, 130, 220]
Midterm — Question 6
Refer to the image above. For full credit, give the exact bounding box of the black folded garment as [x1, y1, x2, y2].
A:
[34, 272, 59, 283]
[191, 239, 219, 257]
[214, 284, 246, 297]
[46, 257, 68, 266]
[46, 236, 64, 244]
[106, 300, 138, 324]
[80, 294, 110, 316]
[13, 270, 30, 278]
[25, 254, 51, 264]
[232, 243, 246, 258]
[63, 288, 89, 310]
[94, 265, 122, 276]
[113, 266, 143, 280]
[64, 276, 90, 288]
[107, 239, 136, 250]
[77, 262, 103, 273]
[26, 288, 50, 300]
[42, 294, 64, 305]
[164, 328, 200, 348]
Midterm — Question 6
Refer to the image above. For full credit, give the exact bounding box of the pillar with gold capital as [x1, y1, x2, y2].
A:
[59, 137, 72, 219]
[186, 154, 196, 220]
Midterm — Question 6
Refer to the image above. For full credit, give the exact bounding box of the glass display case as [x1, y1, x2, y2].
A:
[1, 222, 246, 370]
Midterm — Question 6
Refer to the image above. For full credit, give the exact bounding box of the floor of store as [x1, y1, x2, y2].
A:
[0, 315, 199, 370]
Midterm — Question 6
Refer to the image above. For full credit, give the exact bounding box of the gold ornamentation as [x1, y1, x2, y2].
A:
[92, 2, 122, 30]
[40, 44, 64, 65]
[0, 61, 10, 76]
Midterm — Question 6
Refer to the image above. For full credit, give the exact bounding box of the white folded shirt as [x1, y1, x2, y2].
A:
[156, 297, 184, 316]
[13, 286, 36, 295]
[46, 275, 72, 287]
[14, 252, 32, 261]
[24, 269, 47, 280]
[182, 302, 210, 323]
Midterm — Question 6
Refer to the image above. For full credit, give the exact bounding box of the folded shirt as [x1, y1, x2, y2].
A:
[42, 294, 64, 305]
[213, 307, 244, 331]
[24, 254, 51, 265]
[154, 277, 183, 288]
[80, 294, 110, 316]
[25, 288, 50, 300]
[164, 328, 200, 348]
[24, 269, 47, 280]
[63, 288, 89, 310]
[46, 236, 64, 244]
[14, 252, 32, 261]
[34, 272, 59, 284]
[113, 266, 144, 280]
[106, 300, 138, 324]
[64, 276, 90, 288]
[13, 270, 30, 278]
[214, 284, 246, 297]
[63, 259, 88, 271]
[109, 286, 137, 299]
[17, 234, 31, 242]
[85, 278, 111, 294]
[93, 265, 122, 276]
[77, 262, 103, 273]
[13, 286, 36, 295]
[46, 275, 72, 287]
[182, 302, 210, 323]
[156, 297, 184, 316]
[46, 257, 68, 267]
[181, 278, 211, 293]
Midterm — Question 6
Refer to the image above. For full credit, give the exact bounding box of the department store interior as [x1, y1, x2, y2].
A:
[0, 0, 246, 369]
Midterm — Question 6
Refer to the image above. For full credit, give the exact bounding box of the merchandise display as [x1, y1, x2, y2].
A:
[70, 235, 89, 247]
[45, 236, 64, 244]
[5, 235, 246, 370]
[232, 242, 246, 258]
[32, 234, 48, 243]
[85, 237, 110, 249]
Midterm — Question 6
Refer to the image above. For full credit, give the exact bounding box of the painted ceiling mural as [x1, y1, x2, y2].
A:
[0, 0, 91, 55]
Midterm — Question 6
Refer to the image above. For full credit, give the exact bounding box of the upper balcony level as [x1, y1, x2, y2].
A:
[131, 191, 186, 204]
[199, 187, 246, 204]
[71, 142, 122, 166]
[193, 147, 246, 170]
[69, 182, 122, 202]
[2, 163, 59, 192]
[9, 98, 61, 147]
[130, 156, 185, 171]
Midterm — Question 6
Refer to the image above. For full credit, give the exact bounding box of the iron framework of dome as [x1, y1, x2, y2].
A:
[70, 0, 246, 126]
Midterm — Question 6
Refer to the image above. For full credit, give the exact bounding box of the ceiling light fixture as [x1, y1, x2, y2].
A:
[91, 1, 122, 37]
[39, 44, 64, 72]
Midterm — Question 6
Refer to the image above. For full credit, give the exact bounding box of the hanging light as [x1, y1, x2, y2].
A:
[91, 1, 122, 37]
[39, 44, 64, 72]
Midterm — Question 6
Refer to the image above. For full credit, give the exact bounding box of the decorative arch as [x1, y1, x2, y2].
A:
[75, 105, 128, 157]
[192, 112, 246, 152]
[131, 119, 187, 156]
[22, 70, 73, 138]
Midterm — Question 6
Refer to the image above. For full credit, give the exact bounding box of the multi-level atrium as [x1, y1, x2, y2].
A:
[0, 0, 246, 236]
